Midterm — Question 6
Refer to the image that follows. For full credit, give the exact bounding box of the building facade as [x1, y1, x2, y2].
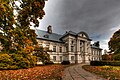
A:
[36, 26, 102, 64]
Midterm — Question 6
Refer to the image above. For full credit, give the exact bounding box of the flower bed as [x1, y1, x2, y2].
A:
[82, 65, 120, 80]
[0, 65, 64, 80]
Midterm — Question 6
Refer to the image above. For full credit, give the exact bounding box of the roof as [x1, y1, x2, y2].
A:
[36, 29, 92, 42]
[60, 31, 77, 39]
[60, 31, 91, 41]
[36, 29, 63, 43]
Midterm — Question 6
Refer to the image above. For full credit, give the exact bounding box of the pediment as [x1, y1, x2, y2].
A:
[78, 31, 89, 38]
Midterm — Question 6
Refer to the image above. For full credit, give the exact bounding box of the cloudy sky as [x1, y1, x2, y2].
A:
[37, 0, 120, 51]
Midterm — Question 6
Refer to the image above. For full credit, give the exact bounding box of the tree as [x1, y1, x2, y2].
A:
[108, 29, 120, 54]
[113, 54, 120, 61]
[0, 0, 48, 69]
[34, 46, 50, 64]
[0, 0, 15, 52]
[93, 41, 100, 47]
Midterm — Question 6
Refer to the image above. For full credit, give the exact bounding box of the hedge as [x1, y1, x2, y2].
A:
[90, 61, 120, 66]
[61, 61, 70, 65]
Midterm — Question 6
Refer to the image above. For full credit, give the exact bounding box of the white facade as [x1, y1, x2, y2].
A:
[36, 26, 102, 64]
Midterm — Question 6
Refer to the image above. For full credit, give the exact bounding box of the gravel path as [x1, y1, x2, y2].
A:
[62, 64, 107, 80]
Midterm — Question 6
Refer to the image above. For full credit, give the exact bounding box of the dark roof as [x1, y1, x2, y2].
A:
[60, 31, 91, 41]
[36, 29, 92, 42]
[60, 31, 77, 39]
[36, 29, 63, 43]
[91, 45, 102, 50]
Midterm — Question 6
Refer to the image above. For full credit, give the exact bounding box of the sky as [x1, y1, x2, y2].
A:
[36, 0, 120, 51]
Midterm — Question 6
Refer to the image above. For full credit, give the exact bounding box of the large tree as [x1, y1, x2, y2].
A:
[0, 0, 48, 69]
[0, 0, 46, 52]
[108, 29, 120, 54]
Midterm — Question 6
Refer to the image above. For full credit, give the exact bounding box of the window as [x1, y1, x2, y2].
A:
[66, 46, 68, 52]
[71, 40, 74, 44]
[71, 56, 74, 61]
[60, 56, 62, 62]
[39, 43, 42, 46]
[80, 42, 83, 47]
[59, 47, 62, 53]
[37, 57, 41, 62]
[46, 45, 49, 48]
[80, 42, 82, 45]
[53, 46, 56, 52]
[82, 34, 84, 37]
[80, 47, 82, 52]
[43, 34, 49, 38]
[87, 48, 89, 52]
[53, 56, 56, 61]
[71, 46, 74, 52]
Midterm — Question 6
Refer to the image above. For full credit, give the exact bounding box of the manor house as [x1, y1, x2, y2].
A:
[36, 25, 102, 64]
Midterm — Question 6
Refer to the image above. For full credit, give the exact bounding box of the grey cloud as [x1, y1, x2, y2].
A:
[39, 0, 120, 50]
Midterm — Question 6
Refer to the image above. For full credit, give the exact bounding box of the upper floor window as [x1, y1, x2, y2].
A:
[80, 47, 82, 52]
[82, 34, 84, 37]
[80, 42, 82, 46]
[66, 46, 68, 52]
[46, 44, 49, 48]
[59, 47, 62, 53]
[71, 46, 74, 52]
[71, 40, 74, 44]
[53, 46, 56, 52]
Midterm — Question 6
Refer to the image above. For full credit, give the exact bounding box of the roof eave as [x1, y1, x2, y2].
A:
[37, 38, 64, 43]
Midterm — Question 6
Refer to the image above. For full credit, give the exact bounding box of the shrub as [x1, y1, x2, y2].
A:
[0, 54, 14, 69]
[0, 54, 13, 64]
[0, 53, 37, 69]
[61, 61, 70, 65]
[90, 61, 103, 66]
[113, 54, 120, 61]
[90, 61, 120, 66]
[44, 61, 54, 65]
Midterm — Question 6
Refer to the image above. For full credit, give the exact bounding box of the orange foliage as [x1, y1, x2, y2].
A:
[24, 46, 34, 54]
[0, 65, 64, 80]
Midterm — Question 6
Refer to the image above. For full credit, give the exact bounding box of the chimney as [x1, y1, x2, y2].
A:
[47, 25, 52, 34]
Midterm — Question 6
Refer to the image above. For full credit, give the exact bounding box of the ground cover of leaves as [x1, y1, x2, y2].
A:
[82, 65, 120, 80]
[0, 65, 64, 80]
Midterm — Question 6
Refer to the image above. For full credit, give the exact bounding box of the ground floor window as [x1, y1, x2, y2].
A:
[53, 56, 56, 61]
[71, 56, 74, 61]
[37, 57, 41, 62]
[71, 46, 74, 52]
[60, 56, 62, 62]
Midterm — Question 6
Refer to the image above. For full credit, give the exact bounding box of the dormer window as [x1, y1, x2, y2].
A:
[43, 34, 49, 38]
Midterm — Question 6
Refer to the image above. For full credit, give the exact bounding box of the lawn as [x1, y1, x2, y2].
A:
[82, 65, 120, 80]
[0, 64, 65, 80]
